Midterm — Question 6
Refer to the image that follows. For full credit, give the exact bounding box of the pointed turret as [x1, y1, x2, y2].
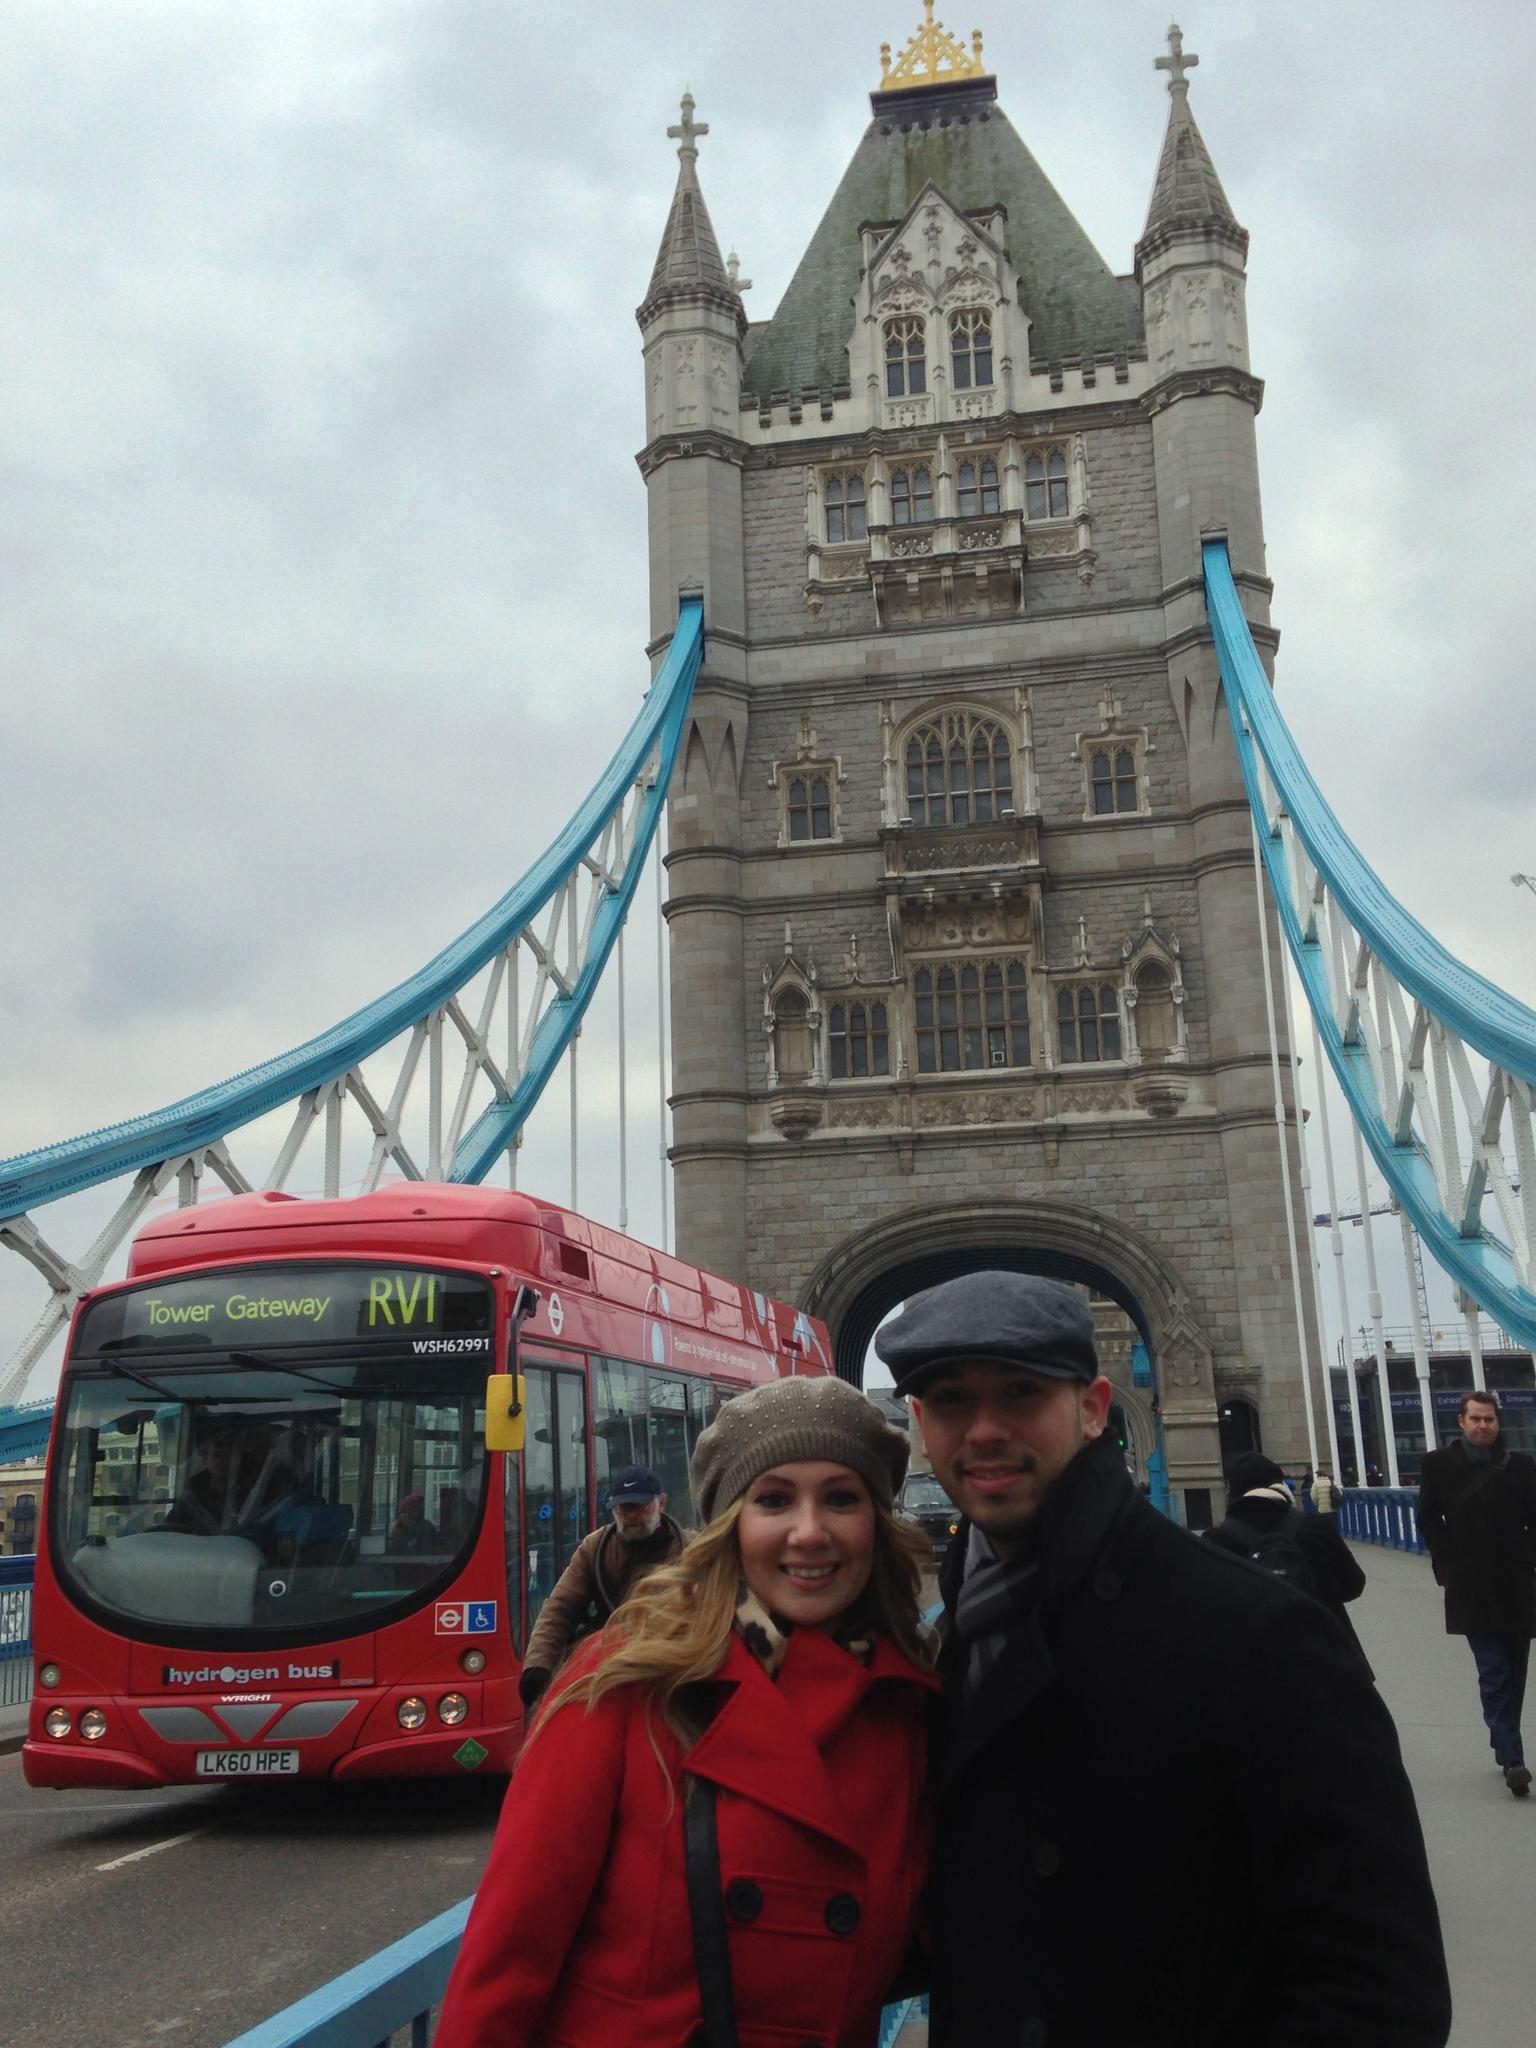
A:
[638, 94, 741, 323]
[1139, 25, 1242, 248]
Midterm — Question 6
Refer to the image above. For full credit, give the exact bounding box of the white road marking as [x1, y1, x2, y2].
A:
[95, 1827, 205, 1872]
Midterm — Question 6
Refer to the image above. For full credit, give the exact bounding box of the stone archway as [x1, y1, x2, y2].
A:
[801, 1197, 1223, 1518]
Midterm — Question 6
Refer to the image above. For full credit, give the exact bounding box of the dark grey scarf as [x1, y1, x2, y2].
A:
[954, 1521, 1040, 1699]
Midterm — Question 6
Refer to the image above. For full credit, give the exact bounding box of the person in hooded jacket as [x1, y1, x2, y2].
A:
[434, 1374, 936, 2048]
[1207, 1451, 1369, 1669]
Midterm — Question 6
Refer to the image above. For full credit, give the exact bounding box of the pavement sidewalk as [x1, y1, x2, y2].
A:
[1347, 1541, 1531, 2048]
[0, 1696, 30, 1754]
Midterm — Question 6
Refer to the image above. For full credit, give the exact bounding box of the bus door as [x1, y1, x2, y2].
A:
[522, 1358, 591, 1630]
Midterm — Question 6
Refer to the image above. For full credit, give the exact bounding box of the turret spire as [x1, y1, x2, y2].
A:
[641, 91, 737, 317]
[1140, 22, 1241, 248]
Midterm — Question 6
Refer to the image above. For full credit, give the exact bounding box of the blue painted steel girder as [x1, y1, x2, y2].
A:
[1203, 541, 1536, 1349]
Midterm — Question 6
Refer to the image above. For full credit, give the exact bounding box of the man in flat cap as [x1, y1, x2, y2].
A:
[877, 1270, 1449, 2048]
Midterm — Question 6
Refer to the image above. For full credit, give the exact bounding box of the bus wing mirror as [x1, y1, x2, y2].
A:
[485, 1374, 526, 1454]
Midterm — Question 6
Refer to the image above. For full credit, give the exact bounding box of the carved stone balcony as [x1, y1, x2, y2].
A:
[866, 510, 1024, 625]
[881, 815, 1046, 966]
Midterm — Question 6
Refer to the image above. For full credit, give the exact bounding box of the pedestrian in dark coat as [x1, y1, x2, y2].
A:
[1207, 1451, 1370, 1670]
[435, 1375, 936, 2048]
[1419, 1389, 1536, 1795]
[877, 1269, 1451, 2048]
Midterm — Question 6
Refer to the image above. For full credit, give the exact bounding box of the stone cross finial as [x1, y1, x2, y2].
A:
[1155, 23, 1199, 95]
[727, 250, 752, 295]
[668, 91, 709, 163]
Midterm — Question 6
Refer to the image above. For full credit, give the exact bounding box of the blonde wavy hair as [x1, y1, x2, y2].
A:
[527, 1490, 933, 1758]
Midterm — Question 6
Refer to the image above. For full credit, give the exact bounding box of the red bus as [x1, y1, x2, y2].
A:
[24, 1183, 831, 1789]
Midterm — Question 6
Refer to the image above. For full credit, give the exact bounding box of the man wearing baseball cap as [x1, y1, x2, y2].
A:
[877, 1270, 1449, 2048]
[518, 1465, 683, 1715]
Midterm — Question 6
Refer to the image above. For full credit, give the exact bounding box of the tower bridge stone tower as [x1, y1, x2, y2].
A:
[638, 18, 1318, 1519]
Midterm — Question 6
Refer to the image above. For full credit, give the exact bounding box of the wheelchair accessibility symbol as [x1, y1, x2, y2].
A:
[436, 1599, 499, 1635]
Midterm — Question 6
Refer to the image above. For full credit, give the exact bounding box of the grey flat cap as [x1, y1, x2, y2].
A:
[875, 1271, 1099, 1394]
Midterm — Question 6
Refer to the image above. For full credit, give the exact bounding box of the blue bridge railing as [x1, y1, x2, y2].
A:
[1338, 1487, 1425, 1554]
[221, 1896, 925, 2048]
[0, 1553, 34, 1710]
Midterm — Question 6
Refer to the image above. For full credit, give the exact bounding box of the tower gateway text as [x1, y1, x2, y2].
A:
[639, 15, 1314, 1522]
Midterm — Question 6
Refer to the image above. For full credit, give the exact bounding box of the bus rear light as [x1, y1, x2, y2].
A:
[459, 1649, 486, 1676]
[397, 1697, 428, 1731]
[438, 1694, 469, 1727]
[44, 1709, 72, 1740]
[80, 1709, 109, 1741]
[38, 1664, 61, 1690]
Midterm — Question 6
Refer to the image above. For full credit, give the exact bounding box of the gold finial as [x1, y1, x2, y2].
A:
[878, 3, 989, 94]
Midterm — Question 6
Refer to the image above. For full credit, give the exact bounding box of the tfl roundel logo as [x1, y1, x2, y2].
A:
[436, 1600, 498, 1636]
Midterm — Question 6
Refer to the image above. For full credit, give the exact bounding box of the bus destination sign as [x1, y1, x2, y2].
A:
[82, 1267, 494, 1352]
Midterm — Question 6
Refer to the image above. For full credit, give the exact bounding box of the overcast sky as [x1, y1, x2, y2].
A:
[3, 2, 1534, 1399]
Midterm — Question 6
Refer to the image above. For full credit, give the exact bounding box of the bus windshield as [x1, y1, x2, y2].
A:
[53, 1266, 494, 1640]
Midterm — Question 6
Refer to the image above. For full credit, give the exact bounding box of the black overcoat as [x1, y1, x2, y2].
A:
[1418, 1440, 1536, 1638]
[929, 1435, 1450, 2048]
[1206, 1494, 1371, 1673]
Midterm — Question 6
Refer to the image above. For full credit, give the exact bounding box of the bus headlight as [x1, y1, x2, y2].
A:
[45, 1708, 72, 1740]
[397, 1696, 428, 1731]
[38, 1663, 61, 1690]
[459, 1649, 486, 1676]
[80, 1709, 108, 1742]
[438, 1693, 469, 1727]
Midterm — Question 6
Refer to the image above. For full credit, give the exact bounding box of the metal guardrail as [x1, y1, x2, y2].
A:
[220, 1893, 925, 2048]
[0, 1552, 34, 1709]
[1338, 1487, 1426, 1554]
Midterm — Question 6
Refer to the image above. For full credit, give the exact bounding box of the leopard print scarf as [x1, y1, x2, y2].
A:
[732, 1582, 875, 1677]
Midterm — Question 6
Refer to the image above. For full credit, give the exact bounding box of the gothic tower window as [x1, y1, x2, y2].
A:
[1025, 447, 1069, 520]
[1132, 962, 1177, 1058]
[823, 472, 866, 544]
[957, 457, 1000, 519]
[1089, 745, 1140, 816]
[914, 961, 1031, 1073]
[904, 715, 1012, 826]
[829, 1001, 889, 1079]
[884, 316, 927, 397]
[950, 310, 993, 389]
[785, 774, 832, 842]
[1056, 984, 1122, 1063]
[772, 989, 814, 1084]
[890, 465, 934, 526]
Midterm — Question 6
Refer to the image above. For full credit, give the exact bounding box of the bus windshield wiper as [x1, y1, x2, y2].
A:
[93, 1359, 182, 1402]
[228, 1350, 348, 1393]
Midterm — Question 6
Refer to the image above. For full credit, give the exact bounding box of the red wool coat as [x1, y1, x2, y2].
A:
[435, 1627, 937, 2048]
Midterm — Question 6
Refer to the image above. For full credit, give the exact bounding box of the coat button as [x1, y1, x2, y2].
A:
[1093, 1569, 1122, 1601]
[1033, 1842, 1062, 1877]
[725, 1878, 763, 1922]
[1020, 2021, 1048, 2047]
[824, 1891, 861, 1935]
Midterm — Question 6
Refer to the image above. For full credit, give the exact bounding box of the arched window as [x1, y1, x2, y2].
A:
[950, 310, 993, 389]
[828, 1001, 889, 1079]
[823, 472, 866, 545]
[1090, 746, 1140, 816]
[904, 715, 1011, 826]
[889, 465, 934, 527]
[772, 990, 813, 1084]
[957, 457, 1000, 519]
[915, 962, 1031, 1073]
[1133, 962, 1177, 1058]
[785, 774, 832, 843]
[1056, 984, 1122, 1063]
[1024, 446, 1070, 521]
[884, 317, 927, 398]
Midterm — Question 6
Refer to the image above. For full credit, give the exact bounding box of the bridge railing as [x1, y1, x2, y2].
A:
[1338, 1487, 1425, 1554]
[0, 1553, 34, 1709]
[220, 1896, 925, 2048]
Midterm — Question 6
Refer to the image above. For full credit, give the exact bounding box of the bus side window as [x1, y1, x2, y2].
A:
[646, 1372, 691, 1525]
[591, 1358, 648, 1517]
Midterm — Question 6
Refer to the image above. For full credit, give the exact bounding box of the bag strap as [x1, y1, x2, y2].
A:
[684, 1776, 740, 2048]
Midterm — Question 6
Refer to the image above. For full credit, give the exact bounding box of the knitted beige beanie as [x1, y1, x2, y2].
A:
[690, 1373, 909, 1523]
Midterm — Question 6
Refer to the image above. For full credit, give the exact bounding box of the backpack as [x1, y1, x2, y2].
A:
[1246, 1515, 1320, 1599]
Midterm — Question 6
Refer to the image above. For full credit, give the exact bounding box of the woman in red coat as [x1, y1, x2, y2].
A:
[436, 1374, 936, 2048]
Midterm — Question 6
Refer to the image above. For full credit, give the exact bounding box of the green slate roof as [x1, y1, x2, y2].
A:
[741, 99, 1143, 403]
